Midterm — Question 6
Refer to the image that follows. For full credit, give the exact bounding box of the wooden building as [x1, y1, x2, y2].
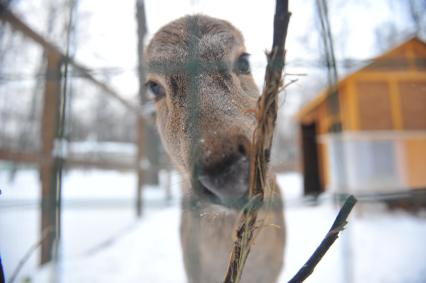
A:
[297, 37, 426, 195]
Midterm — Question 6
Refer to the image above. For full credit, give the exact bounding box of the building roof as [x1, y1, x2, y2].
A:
[296, 37, 426, 121]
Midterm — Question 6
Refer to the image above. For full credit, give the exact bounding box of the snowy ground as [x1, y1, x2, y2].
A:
[1, 166, 426, 283]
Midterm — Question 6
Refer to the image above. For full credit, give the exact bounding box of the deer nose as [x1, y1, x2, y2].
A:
[198, 146, 249, 204]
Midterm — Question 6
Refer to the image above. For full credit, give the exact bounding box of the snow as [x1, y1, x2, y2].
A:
[33, 207, 186, 283]
[1, 168, 426, 283]
[282, 205, 426, 283]
[0, 166, 180, 282]
[68, 142, 136, 156]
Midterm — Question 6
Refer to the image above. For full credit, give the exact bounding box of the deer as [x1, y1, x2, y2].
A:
[144, 15, 285, 283]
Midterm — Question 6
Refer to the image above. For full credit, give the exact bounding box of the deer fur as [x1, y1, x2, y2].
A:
[144, 15, 285, 283]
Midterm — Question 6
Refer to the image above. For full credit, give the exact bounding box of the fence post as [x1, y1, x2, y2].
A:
[136, 116, 145, 217]
[136, 0, 147, 217]
[39, 52, 61, 265]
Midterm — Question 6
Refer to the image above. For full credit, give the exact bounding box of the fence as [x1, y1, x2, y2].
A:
[1, 1, 426, 283]
[0, 3, 164, 267]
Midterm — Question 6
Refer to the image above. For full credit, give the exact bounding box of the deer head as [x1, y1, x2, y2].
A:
[145, 15, 260, 206]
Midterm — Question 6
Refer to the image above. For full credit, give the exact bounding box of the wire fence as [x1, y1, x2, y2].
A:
[1, 0, 426, 283]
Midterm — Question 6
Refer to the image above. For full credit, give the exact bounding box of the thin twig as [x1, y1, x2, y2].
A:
[8, 228, 54, 283]
[285, 72, 307, 76]
[282, 78, 299, 90]
[223, 1, 291, 282]
[288, 195, 357, 283]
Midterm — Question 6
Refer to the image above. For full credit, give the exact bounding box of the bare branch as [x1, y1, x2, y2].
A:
[8, 228, 54, 283]
[288, 195, 357, 283]
[223, 1, 291, 282]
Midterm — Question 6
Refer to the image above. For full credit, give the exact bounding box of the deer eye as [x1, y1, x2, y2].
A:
[235, 53, 251, 74]
[146, 80, 165, 100]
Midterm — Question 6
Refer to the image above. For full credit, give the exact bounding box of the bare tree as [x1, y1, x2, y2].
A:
[136, 0, 160, 186]
[407, 0, 426, 37]
[375, 0, 426, 51]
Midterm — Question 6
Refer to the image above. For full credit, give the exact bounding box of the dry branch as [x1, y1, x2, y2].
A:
[288, 195, 357, 283]
[8, 228, 54, 283]
[223, 1, 291, 282]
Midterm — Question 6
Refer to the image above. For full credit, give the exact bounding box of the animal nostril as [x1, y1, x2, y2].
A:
[264, 149, 271, 162]
[238, 144, 247, 156]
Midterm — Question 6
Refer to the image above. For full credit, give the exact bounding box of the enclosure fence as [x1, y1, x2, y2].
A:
[0, 3, 162, 267]
[1, 1, 426, 283]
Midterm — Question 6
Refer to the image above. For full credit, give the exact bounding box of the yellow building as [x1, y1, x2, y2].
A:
[297, 37, 426, 195]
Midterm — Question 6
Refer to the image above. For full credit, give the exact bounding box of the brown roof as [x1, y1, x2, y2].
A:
[296, 37, 426, 121]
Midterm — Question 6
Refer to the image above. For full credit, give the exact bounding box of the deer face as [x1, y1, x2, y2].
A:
[145, 15, 259, 206]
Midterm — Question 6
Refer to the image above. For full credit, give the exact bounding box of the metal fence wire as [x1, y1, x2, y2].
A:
[1, 1, 426, 283]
